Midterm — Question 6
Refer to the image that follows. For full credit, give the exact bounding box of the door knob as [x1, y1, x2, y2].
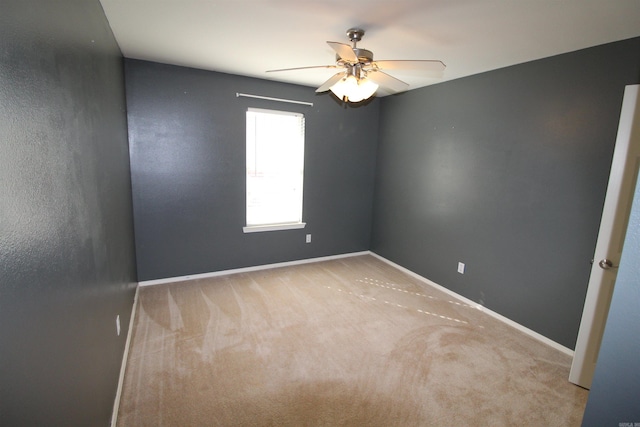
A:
[598, 259, 617, 270]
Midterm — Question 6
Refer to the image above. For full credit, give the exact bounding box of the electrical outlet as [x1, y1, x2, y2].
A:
[306, 234, 312, 243]
[116, 315, 121, 336]
[457, 262, 465, 274]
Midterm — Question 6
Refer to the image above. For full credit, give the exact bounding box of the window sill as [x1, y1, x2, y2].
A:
[243, 222, 306, 233]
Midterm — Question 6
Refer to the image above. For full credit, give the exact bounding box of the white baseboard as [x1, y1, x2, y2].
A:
[111, 285, 140, 427]
[368, 252, 574, 357]
[138, 251, 370, 287]
[136, 250, 572, 357]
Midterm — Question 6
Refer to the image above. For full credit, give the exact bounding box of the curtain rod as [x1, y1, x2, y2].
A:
[236, 93, 313, 107]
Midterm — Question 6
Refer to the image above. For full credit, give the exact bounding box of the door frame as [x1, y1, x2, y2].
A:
[570, 85, 640, 388]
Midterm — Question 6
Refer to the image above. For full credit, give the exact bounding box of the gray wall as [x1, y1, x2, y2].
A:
[0, 1, 137, 425]
[126, 60, 380, 281]
[372, 37, 640, 349]
[582, 150, 640, 424]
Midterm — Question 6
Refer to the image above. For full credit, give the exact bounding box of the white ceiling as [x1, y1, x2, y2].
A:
[99, 0, 640, 94]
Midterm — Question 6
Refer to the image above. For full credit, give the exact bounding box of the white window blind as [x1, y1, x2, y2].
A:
[244, 108, 305, 232]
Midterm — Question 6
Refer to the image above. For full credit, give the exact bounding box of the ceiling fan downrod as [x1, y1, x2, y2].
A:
[341, 28, 373, 65]
[346, 28, 365, 48]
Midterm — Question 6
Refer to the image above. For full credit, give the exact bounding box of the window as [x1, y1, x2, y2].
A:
[243, 108, 305, 233]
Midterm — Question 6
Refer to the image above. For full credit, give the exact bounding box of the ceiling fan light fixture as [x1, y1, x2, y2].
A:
[267, 27, 444, 103]
[329, 75, 379, 103]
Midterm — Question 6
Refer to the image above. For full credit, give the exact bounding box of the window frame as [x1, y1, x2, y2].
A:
[242, 107, 306, 234]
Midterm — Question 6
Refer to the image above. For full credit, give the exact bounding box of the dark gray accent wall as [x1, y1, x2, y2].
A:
[125, 60, 380, 281]
[372, 37, 640, 349]
[0, 1, 137, 425]
[582, 157, 640, 425]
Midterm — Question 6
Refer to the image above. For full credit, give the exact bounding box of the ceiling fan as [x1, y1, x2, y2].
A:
[267, 28, 446, 103]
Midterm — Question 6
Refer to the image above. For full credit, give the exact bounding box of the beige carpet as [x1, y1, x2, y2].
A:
[117, 255, 588, 426]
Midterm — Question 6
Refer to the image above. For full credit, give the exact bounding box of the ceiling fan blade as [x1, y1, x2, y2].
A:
[266, 65, 338, 73]
[327, 41, 358, 63]
[367, 70, 409, 93]
[315, 72, 346, 93]
[373, 60, 446, 72]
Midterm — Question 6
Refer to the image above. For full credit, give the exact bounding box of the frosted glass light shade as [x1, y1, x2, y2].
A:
[330, 75, 379, 102]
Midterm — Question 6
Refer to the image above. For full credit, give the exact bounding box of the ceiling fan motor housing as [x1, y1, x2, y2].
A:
[354, 48, 373, 63]
[335, 48, 373, 64]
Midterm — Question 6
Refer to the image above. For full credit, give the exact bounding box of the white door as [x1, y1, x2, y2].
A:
[569, 85, 640, 389]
